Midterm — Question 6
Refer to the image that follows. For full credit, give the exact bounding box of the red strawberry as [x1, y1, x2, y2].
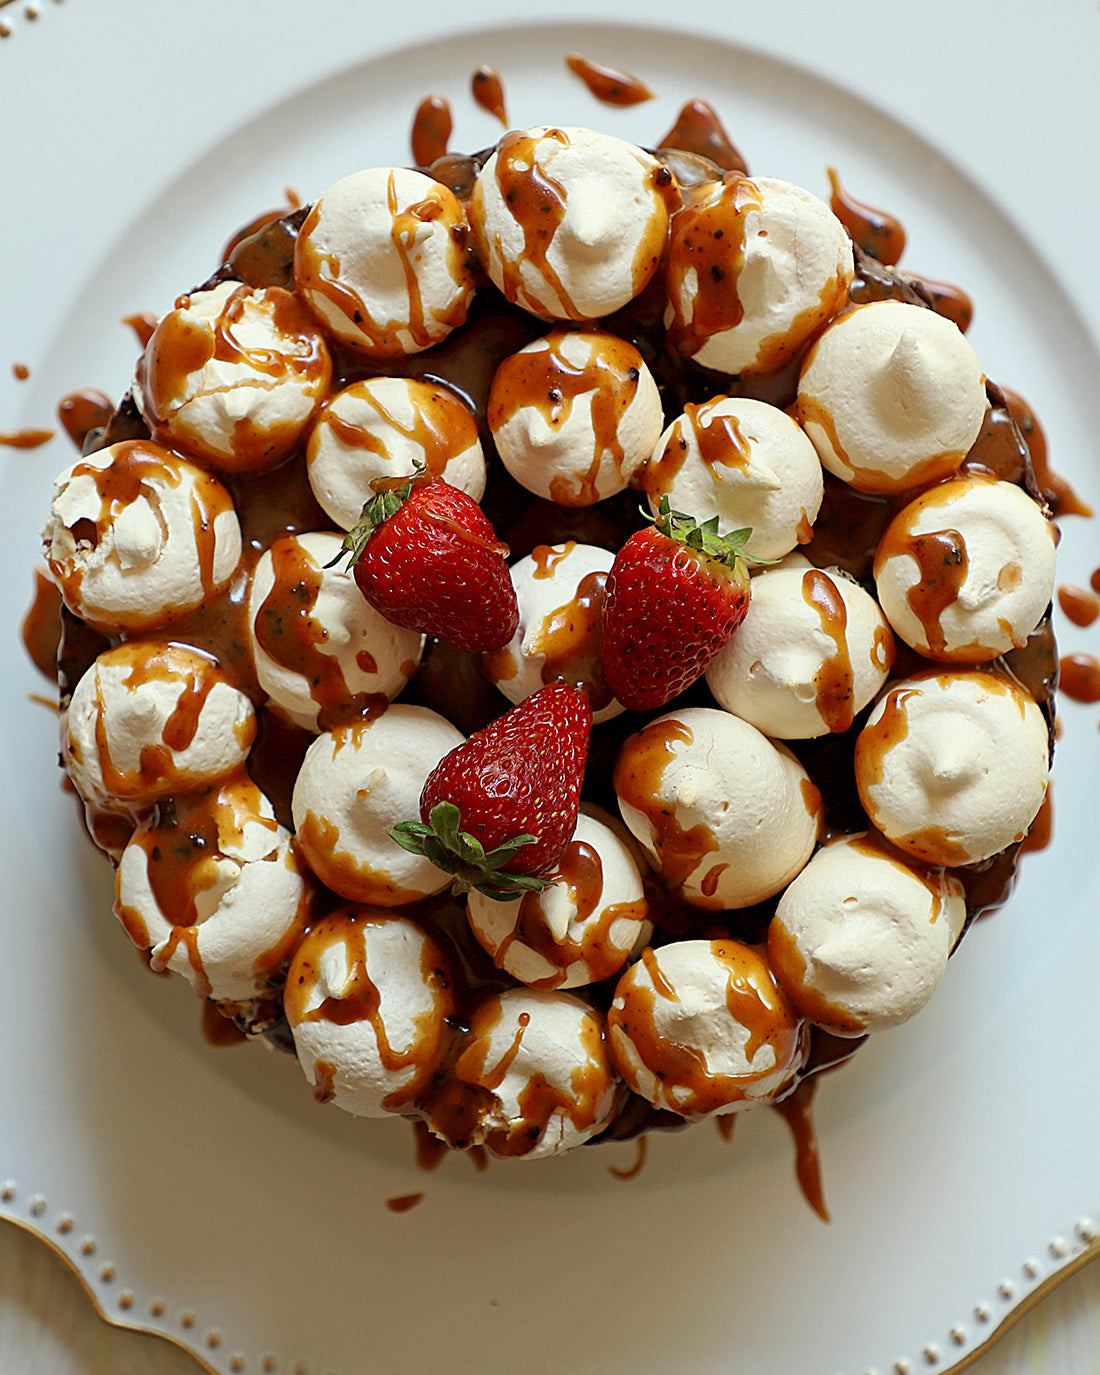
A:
[340, 472, 519, 652]
[390, 681, 592, 898]
[600, 499, 752, 712]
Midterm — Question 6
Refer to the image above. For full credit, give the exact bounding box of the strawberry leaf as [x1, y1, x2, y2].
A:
[326, 461, 430, 571]
[648, 495, 769, 568]
[389, 802, 553, 899]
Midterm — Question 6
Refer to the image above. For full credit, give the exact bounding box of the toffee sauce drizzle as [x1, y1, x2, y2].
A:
[411, 95, 453, 170]
[564, 53, 655, 107]
[471, 67, 507, 125]
[1058, 585, 1100, 628]
[27, 90, 1077, 1210]
[0, 427, 53, 449]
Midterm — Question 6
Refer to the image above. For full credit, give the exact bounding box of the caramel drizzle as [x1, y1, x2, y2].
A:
[904, 273, 974, 334]
[685, 400, 752, 472]
[410, 94, 452, 169]
[878, 523, 969, 657]
[564, 52, 655, 106]
[532, 570, 611, 706]
[801, 569, 855, 733]
[391, 177, 440, 351]
[1001, 384, 1092, 519]
[295, 178, 466, 354]
[613, 941, 804, 1119]
[252, 535, 386, 730]
[141, 307, 218, 413]
[772, 1077, 829, 1222]
[646, 399, 753, 499]
[0, 427, 53, 449]
[656, 99, 748, 174]
[386, 1192, 425, 1213]
[1057, 585, 1100, 628]
[115, 774, 307, 1000]
[665, 174, 763, 358]
[1019, 790, 1053, 855]
[451, 998, 613, 1157]
[641, 946, 677, 1000]
[491, 128, 576, 319]
[853, 684, 916, 794]
[21, 569, 63, 682]
[140, 797, 226, 976]
[142, 285, 330, 465]
[57, 388, 114, 449]
[531, 541, 575, 581]
[487, 332, 642, 505]
[498, 840, 642, 987]
[122, 311, 159, 348]
[93, 646, 224, 798]
[470, 66, 507, 124]
[293, 912, 445, 1114]
[608, 1134, 648, 1181]
[322, 382, 477, 476]
[1060, 652, 1100, 703]
[613, 718, 718, 891]
[251, 536, 331, 687]
[826, 165, 906, 266]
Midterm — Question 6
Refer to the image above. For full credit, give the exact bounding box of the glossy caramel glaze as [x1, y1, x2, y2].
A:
[57, 388, 114, 449]
[411, 95, 453, 170]
[470, 66, 507, 125]
[565, 53, 655, 107]
[0, 427, 53, 449]
[1059, 652, 1100, 703]
[1058, 585, 1100, 628]
[826, 165, 906, 266]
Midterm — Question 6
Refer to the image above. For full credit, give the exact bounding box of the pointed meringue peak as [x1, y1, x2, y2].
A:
[813, 930, 875, 983]
[566, 185, 616, 252]
[886, 325, 941, 413]
[741, 454, 784, 493]
[469, 125, 672, 319]
[855, 670, 1050, 867]
[758, 250, 786, 298]
[921, 735, 981, 793]
[797, 298, 987, 492]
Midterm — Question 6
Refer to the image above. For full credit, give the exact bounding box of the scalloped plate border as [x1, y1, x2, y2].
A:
[4, 1178, 1100, 1375]
[0, 0, 65, 41]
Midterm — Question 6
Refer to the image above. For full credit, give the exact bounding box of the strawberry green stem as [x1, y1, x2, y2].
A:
[649, 495, 759, 569]
[328, 460, 433, 570]
[390, 801, 553, 899]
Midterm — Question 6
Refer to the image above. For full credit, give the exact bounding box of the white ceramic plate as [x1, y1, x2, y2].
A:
[2, 2, 1099, 1373]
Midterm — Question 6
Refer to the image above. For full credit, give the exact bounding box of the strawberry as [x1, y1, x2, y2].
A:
[600, 498, 752, 712]
[338, 471, 519, 653]
[390, 681, 592, 898]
